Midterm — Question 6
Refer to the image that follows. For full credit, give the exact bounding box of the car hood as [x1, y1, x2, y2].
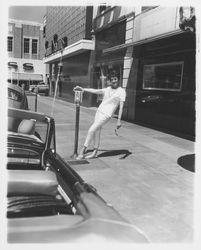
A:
[8, 215, 148, 243]
[7, 172, 149, 243]
[8, 192, 149, 243]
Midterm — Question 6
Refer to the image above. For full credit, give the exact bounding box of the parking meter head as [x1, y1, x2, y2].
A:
[73, 86, 83, 92]
[74, 90, 83, 104]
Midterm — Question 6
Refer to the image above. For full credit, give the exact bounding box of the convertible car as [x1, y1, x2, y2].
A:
[8, 83, 29, 110]
[7, 108, 149, 243]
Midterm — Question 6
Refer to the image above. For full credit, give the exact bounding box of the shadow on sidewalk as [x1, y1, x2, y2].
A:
[96, 149, 132, 159]
[177, 154, 195, 172]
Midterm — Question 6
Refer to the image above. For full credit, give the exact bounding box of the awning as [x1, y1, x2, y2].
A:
[102, 29, 185, 54]
[8, 62, 18, 68]
[43, 39, 95, 64]
[8, 73, 43, 81]
[23, 63, 34, 70]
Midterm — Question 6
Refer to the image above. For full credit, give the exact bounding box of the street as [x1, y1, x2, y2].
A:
[28, 94, 195, 243]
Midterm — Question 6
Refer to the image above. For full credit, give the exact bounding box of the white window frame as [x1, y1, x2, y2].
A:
[23, 36, 39, 56]
[142, 61, 184, 92]
[31, 38, 39, 55]
[23, 37, 31, 54]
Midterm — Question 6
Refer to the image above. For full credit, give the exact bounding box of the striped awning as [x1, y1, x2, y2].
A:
[9, 72, 43, 81]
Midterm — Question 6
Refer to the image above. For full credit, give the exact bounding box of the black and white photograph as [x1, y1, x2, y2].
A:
[1, 0, 201, 248]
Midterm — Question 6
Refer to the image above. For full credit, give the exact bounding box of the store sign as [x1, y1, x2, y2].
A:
[134, 7, 179, 42]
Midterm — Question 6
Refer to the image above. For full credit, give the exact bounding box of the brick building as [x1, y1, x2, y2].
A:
[43, 6, 94, 106]
[7, 19, 46, 89]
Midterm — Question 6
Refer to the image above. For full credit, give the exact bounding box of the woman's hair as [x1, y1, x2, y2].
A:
[108, 70, 120, 80]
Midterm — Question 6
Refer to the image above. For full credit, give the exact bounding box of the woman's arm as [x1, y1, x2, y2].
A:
[116, 101, 124, 129]
[73, 86, 104, 95]
[83, 88, 104, 95]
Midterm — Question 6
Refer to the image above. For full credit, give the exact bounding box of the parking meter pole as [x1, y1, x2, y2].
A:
[35, 93, 37, 112]
[73, 103, 80, 158]
[71, 89, 83, 159]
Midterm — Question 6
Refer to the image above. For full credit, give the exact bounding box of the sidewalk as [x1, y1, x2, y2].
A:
[33, 96, 195, 243]
[74, 106, 195, 243]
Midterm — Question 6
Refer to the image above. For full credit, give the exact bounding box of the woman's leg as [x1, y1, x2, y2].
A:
[83, 121, 103, 148]
[77, 112, 109, 159]
[85, 128, 101, 159]
[77, 124, 100, 159]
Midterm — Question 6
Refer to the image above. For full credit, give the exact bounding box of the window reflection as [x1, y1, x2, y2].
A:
[143, 62, 183, 91]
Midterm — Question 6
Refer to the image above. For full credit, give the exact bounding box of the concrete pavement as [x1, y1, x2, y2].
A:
[28, 95, 195, 243]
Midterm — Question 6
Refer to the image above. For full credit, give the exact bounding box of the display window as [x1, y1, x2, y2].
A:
[143, 61, 184, 91]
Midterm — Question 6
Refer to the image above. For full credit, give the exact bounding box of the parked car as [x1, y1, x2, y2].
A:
[7, 108, 52, 169]
[8, 83, 29, 110]
[8, 84, 29, 133]
[29, 81, 49, 96]
[7, 108, 149, 243]
[7, 169, 148, 243]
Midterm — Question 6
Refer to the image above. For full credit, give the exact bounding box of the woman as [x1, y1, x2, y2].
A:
[74, 71, 126, 159]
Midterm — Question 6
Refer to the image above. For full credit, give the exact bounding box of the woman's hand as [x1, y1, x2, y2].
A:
[116, 120, 122, 130]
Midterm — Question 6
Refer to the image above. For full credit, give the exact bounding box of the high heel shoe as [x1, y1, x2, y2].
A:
[85, 149, 98, 159]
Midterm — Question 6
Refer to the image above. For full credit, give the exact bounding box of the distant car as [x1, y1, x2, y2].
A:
[8, 83, 29, 110]
[7, 108, 149, 243]
[29, 81, 49, 96]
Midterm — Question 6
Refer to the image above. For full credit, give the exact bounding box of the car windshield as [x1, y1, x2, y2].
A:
[8, 88, 23, 102]
[7, 108, 52, 146]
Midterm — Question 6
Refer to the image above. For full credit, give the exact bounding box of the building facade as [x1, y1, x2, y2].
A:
[43, 6, 94, 106]
[7, 19, 46, 89]
[130, 7, 195, 140]
[93, 6, 195, 140]
[43, 5, 195, 139]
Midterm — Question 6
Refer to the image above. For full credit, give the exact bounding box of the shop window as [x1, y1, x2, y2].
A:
[7, 36, 13, 52]
[32, 39, 38, 54]
[24, 38, 30, 53]
[143, 62, 183, 91]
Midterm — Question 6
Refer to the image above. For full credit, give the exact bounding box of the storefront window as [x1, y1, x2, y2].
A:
[143, 62, 183, 91]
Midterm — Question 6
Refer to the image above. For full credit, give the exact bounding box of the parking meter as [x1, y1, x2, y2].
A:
[72, 89, 84, 158]
[74, 90, 83, 105]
